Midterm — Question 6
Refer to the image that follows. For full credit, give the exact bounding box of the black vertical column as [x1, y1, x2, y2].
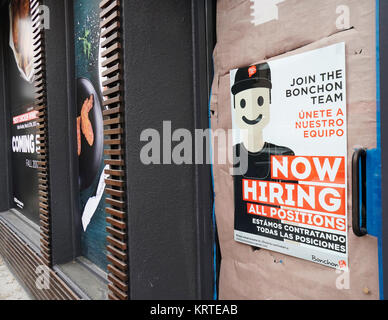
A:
[122, 0, 216, 299]
[41, 0, 81, 264]
[191, 0, 217, 299]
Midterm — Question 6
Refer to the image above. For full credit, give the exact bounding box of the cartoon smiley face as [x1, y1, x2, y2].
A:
[234, 87, 271, 131]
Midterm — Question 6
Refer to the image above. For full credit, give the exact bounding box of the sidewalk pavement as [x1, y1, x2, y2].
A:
[0, 255, 31, 300]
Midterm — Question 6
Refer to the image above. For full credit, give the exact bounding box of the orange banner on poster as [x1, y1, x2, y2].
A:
[13, 110, 38, 125]
[271, 155, 345, 184]
[242, 179, 345, 216]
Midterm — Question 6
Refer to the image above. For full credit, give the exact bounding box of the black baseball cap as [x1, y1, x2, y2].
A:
[231, 62, 272, 95]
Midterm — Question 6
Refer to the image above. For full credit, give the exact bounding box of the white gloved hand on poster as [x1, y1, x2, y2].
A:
[82, 165, 110, 231]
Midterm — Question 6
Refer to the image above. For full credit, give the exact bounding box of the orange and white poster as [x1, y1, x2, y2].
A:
[231, 43, 348, 269]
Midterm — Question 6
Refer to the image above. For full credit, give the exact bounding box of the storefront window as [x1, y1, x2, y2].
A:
[73, 0, 108, 271]
[8, 0, 39, 225]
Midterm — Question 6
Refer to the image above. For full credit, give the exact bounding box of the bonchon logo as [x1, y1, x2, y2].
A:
[248, 65, 257, 77]
[250, 0, 285, 26]
[311, 255, 339, 268]
[338, 260, 347, 269]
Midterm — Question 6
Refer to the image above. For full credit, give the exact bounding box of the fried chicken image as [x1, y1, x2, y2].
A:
[11, 1, 20, 52]
[10, 0, 34, 82]
[80, 94, 95, 147]
[76, 94, 95, 156]
[77, 116, 81, 156]
[12, 0, 30, 52]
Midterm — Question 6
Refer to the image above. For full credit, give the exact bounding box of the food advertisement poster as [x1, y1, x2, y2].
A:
[74, 0, 108, 271]
[8, 0, 39, 224]
[10, 106, 39, 225]
[231, 43, 348, 269]
[9, 0, 34, 83]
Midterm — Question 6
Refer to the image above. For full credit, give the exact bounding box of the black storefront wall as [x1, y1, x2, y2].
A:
[36, 0, 217, 299]
[41, 0, 217, 299]
[0, 0, 217, 300]
[122, 0, 216, 300]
